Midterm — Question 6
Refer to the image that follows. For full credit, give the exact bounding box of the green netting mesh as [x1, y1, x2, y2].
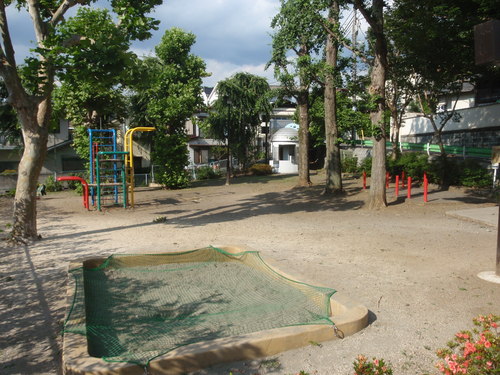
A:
[64, 246, 336, 367]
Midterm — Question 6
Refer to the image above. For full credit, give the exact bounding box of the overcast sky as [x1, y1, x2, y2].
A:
[8, 1, 363, 88]
[7, 0, 281, 88]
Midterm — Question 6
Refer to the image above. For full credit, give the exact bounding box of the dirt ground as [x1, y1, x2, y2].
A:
[1, 172, 499, 375]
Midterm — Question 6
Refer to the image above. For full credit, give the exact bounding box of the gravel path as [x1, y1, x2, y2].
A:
[1, 173, 498, 375]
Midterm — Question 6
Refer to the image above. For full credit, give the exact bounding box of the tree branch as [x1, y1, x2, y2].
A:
[322, 19, 369, 64]
[51, 0, 78, 26]
[27, 0, 47, 44]
[0, 1, 17, 67]
[353, 0, 376, 29]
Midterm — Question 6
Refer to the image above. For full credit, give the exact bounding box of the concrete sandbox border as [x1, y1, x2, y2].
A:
[63, 246, 369, 375]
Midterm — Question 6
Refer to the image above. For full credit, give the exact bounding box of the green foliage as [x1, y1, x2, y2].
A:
[129, 28, 208, 189]
[0, 80, 21, 146]
[387, 0, 500, 156]
[428, 157, 492, 188]
[44, 175, 62, 192]
[385, 153, 492, 188]
[353, 355, 393, 375]
[387, 152, 429, 181]
[4, 189, 16, 197]
[71, 125, 91, 163]
[359, 157, 372, 176]
[152, 133, 190, 189]
[205, 72, 271, 170]
[435, 314, 499, 375]
[459, 160, 492, 188]
[51, 8, 133, 130]
[341, 154, 358, 174]
[249, 163, 273, 176]
[195, 166, 222, 180]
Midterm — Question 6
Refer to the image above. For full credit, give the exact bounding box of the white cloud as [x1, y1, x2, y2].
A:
[202, 59, 277, 87]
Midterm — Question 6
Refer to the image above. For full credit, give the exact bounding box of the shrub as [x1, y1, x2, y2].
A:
[387, 152, 430, 181]
[156, 169, 190, 189]
[427, 157, 492, 188]
[353, 355, 393, 375]
[435, 314, 498, 375]
[0, 169, 16, 175]
[342, 154, 358, 174]
[458, 159, 492, 188]
[195, 166, 221, 180]
[44, 175, 62, 192]
[358, 156, 372, 176]
[249, 163, 272, 176]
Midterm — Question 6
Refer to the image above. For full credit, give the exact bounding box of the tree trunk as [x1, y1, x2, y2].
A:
[225, 144, 231, 185]
[367, 0, 388, 209]
[297, 89, 311, 186]
[390, 111, 400, 161]
[323, 0, 342, 195]
[11, 99, 51, 242]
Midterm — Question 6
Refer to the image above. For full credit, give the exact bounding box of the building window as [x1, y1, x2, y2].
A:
[62, 158, 85, 172]
[476, 78, 500, 106]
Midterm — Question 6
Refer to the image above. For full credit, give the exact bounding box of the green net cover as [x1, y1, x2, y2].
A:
[64, 247, 336, 367]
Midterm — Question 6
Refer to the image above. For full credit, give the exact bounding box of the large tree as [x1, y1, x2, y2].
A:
[52, 7, 136, 163]
[0, 1, 162, 242]
[204, 72, 271, 185]
[130, 27, 208, 189]
[269, 0, 325, 187]
[353, 0, 388, 209]
[322, 0, 344, 194]
[388, 0, 500, 157]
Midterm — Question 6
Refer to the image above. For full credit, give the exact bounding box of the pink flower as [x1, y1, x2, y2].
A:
[463, 341, 476, 357]
[486, 361, 493, 369]
[374, 359, 379, 366]
[484, 340, 491, 348]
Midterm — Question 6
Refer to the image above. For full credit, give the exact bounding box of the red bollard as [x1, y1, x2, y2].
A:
[395, 175, 399, 197]
[402, 171, 406, 188]
[423, 172, 428, 202]
[363, 171, 367, 190]
[386, 171, 390, 188]
[407, 177, 412, 199]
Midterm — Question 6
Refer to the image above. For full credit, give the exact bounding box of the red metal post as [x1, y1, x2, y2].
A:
[407, 177, 412, 199]
[395, 175, 399, 197]
[386, 172, 390, 188]
[363, 171, 367, 190]
[423, 173, 428, 202]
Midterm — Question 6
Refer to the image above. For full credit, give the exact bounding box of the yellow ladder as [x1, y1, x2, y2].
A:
[124, 127, 155, 207]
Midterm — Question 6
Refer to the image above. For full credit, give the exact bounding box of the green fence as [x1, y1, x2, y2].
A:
[354, 140, 492, 159]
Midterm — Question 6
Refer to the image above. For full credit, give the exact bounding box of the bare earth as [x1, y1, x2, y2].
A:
[1, 172, 499, 375]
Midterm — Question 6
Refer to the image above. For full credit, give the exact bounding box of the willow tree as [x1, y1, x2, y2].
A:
[268, 0, 325, 187]
[204, 72, 271, 185]
[0, 1, 161, 242]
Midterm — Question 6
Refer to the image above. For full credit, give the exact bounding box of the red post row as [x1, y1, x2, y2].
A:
[407, 177, 412, 199]
[423, 172, 428, 202]
[363, 171, 367, 190]
[395, 175, 399, 197]
[386, 172, 390, 188]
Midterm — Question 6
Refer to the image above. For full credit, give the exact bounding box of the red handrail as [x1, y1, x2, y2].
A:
[56, 176, 89, 210]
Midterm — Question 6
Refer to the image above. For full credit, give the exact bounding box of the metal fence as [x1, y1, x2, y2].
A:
[354, 140, 492, 159]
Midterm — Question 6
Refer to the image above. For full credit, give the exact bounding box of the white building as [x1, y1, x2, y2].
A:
[269, 124, 299, 174]
[398, 82, 500, 148]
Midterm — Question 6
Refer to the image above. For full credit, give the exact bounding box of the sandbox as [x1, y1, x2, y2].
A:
[62, 246, 368, 375]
